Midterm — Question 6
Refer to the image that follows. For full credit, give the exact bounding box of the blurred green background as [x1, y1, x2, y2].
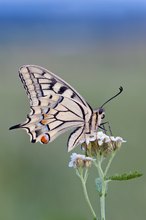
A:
[0, 0, 146, 219]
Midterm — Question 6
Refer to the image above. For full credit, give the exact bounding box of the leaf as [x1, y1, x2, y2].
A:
[107, 171, 143, 181]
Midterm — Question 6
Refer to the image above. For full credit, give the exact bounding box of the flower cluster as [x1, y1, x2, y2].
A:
[97, 131, 126, 146]
[68, 153, 95, 168]
[69, 132, 126, 168]
[98, 131, 126, 153]
[81, 131, 126, 157]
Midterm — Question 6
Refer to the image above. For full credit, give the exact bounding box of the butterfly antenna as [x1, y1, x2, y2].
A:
[101, 86, 123, 108]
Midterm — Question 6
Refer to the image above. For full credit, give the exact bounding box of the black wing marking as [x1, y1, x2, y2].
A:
[67, 126, 85, 151]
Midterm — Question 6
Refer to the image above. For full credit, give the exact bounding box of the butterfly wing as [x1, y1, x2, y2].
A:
[18, 65, 90, 107]
[10, 65, 93, 151]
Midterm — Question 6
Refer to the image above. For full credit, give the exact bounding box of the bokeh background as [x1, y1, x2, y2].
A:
[1, 0, 146, 219]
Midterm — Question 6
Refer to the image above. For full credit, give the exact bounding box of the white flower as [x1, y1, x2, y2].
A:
[110, 136, 126, 143]
[68, 153, 95, 168]
[97, 131, 107, 140]
[96, 131, 127, 153]
[97, 131, 110, 145]
[97, 131, 126, 145]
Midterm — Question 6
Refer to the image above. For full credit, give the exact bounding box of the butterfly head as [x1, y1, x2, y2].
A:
[98, 108, 105, 119]
[94, 107, 105, 128]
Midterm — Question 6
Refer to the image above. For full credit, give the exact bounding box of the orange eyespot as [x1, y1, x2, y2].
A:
[41, 134, 49, 144]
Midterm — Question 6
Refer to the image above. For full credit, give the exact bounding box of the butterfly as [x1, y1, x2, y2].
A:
[9, 65, 123, 151]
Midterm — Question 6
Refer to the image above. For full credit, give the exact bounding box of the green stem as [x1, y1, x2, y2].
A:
[104, 151, 116, 176]
[100, 151, 116, 220]
[81, 177, 97, 220]
[94, 159, 106, 220]
[100, 193, 106, 220]
[77, 169, 97, 220]
[98, 161, 106, 220]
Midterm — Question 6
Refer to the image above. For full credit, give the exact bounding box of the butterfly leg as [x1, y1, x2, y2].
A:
[98, 125, 107, 133]
[100, 121, 113, 136]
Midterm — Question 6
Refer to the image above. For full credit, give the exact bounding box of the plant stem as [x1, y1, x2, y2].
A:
[100, 151, 117, 219]
[100, 193, 106, 220]
[94, 159, 106, 220]
[77, 169, 97, 220]
[81, 178, 97, 220]
[104, 151, 116, 176]
[94, 151, 116, 220]
[99, 161, 106, 220]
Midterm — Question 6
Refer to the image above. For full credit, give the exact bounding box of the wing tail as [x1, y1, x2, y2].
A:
[9, 124, 22, 130]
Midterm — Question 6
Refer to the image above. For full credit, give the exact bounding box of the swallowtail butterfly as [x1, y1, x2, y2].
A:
[9, 65, 123, 151]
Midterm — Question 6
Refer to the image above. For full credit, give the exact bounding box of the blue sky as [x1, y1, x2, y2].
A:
[0, 0, 146, 20]
[0, 0, 146, 2]
[0, 0, 146, 6]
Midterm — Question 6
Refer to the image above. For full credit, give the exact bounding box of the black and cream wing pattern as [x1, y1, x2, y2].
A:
[10, 65, 96, 151]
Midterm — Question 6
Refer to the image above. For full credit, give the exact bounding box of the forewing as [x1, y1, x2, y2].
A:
[18, 65, 91, 108]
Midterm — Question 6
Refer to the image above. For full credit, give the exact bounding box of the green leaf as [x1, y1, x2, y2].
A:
[107, 171, 143, 181]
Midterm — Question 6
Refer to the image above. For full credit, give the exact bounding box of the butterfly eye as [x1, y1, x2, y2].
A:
[98, 108, 104, 115]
